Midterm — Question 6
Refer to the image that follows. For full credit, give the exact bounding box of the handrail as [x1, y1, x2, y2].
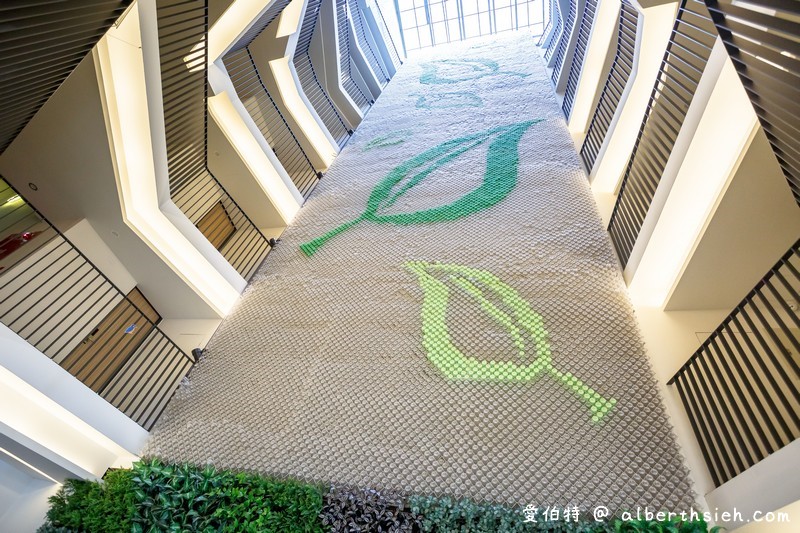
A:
[0, 1, 133, 154]
[562, 0, 597, 117]
[294, 0, 353, 147]
[550, 0, 577, 85]
[373, 0, 403, 66]
[338, 0, 374, 110]
[703, 0, 800, 205]
[156, 0, 271, 281]
[608, 0, 717, 266]
[669, 240, 800, 486]
[0, 176, 194, 431]
[579, 0, 637, 172]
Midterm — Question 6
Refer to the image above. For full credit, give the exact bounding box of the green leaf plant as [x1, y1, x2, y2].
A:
[405, 261, 617, 423]
[300, 120, 541, 256]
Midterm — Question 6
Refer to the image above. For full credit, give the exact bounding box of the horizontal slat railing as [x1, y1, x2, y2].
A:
[580, 0, 638, 172]
[157, 0, 270, 280]
[347, 0, 390, 83]
[608, 0, 716, 266]
[223, 0, 323, 199]
[225, 49, 321, 198]
[538, 0, 555, 46]
[294, 0, 352, 147]
[338, 0, 373, 111]
[102, 327, 195, 430]
[669, 240, 800, 486]
[550, 0, 577, 85]
[544, 0, 563, 60]
[703, 0, 800, 205]
[0, 177, 193, 431]
[562, 0, 597, 117]
[373, 0, 403, 68]
[0, 0, 132, 154]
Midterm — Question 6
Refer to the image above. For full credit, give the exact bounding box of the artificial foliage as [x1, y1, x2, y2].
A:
[130, 459, 323, 533]
[42, 469, 135, 532]
[38, 461, 720, 532]
[320, 486, 422, 532]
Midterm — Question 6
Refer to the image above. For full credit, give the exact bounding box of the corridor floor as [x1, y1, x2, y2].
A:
[145, 33, 696, 511]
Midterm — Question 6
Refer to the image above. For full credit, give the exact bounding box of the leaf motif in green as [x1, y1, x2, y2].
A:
[416, 92, 483, 109]
[419, 59, 529, 85]
[300, 120, 540, 255]
[363, 129, 413, 152]
[405, 261, 617, 423]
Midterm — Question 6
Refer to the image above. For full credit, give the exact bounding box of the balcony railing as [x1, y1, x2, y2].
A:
[337, 0, 374, 111]
[580, 0, 638, 172]
[0, 177, 194, 431]
[156, 0, 271, 281]
[550, 0, 577, 85]
[544, 0, 563, 61]
[372, 0, 403, 68]
[347, 0, 390, 83]
[294, 0, 353, 147]
[562, 0, 597, 117]
[222, 0, 321, 198]
[669, 240, 800, 486]
[704, 0, 800, 205]
[608, 0, 716, 267]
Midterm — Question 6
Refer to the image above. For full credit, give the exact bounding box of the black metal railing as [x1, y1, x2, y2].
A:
[101, 327, 195, 430]
[704, 0, 800, 205]
[550, 0, 577, 85]
[225, 49, 321, 197]
[294, 0, 352, 147]
[562, 0, 597, 116]
[608, 0, 716, 266]
[0, 177, 194, 431]
[222, 0, 320, 197]
[544, 0, 563, 61]
[337, 0, 373, 111]
[0, 0, 133, 155]
[580, 0, 637, 172]
[538, 0, 555, 46]
[669, 240, 800, 487]
[156, 0, 270, 281]
[347, 0, 389, 83]
[372, 0, 403, 68]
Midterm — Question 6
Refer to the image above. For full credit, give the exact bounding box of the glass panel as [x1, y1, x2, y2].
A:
[398, 0, 544, 49]
[0, 178, 56, 275]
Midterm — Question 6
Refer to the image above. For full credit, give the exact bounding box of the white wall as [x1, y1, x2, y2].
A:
[0, 455, 60, 533]
[666, 126, 800, 310]
[0, 53, 222, 321]
[0, 324, 148, 458]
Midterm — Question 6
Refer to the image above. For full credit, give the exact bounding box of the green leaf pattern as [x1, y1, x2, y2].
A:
[300, 120, 540, 255]
[420, 58, 529, 85]
[406, 261, 617, 423]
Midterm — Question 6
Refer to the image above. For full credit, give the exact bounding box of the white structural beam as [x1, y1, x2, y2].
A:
[95, 1, 244, 317]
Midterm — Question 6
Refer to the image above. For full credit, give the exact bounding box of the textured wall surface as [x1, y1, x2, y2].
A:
[144, 33, 696, 511]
